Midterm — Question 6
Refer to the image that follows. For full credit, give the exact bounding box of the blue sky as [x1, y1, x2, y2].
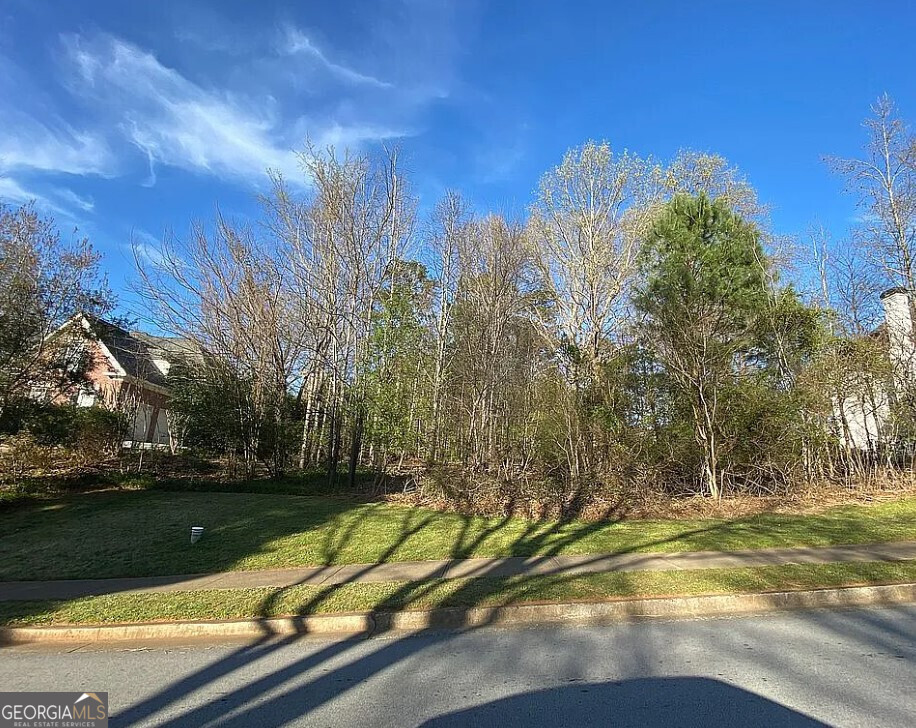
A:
[1, 0, 914, 314]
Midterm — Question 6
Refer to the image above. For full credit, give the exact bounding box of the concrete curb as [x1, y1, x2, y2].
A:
[2, 582, 915, 645]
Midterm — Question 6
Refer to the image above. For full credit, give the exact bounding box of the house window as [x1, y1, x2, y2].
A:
[29, 384, 52, 403]
[61, 339, 88, 374]
[75, 386, 97, 407]
[152, 358, 171, 376]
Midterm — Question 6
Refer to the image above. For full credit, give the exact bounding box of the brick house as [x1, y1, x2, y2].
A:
[42, 314, 195, 447]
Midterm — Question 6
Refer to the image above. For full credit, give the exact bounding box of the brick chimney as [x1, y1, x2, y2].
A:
[880, 287, 916, 375]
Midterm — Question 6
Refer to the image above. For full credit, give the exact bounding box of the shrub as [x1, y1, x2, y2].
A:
[68, 407, 127, 456]
[0, 402, 126, 475]
[0, 433, 55, 482]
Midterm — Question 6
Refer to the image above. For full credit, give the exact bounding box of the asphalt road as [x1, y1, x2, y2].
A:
[2, 606, 915, 727]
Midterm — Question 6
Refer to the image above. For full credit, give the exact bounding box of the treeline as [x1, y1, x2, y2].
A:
[3, 97, 915, 501]
[135, 97, 916, 499]
[155, 169, 822, 499]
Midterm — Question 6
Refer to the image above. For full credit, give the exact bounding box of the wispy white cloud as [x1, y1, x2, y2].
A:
[65, 33, 305, 184]
[0, 52, 116, 180]
[0, 114, 114, 177]
[300, 120, 410, 150]
[127, 230, 169, 267]
[52, 187, 95, 212]
[60, 33, 412, 187]
[1, 10, 451, 198]
[0, 176, 38, 205]
[0, 176, 90, 219]
[278, 25, 392, 89]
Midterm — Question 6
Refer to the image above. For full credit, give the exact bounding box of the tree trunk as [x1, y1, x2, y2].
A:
[348, 407, 363, 488]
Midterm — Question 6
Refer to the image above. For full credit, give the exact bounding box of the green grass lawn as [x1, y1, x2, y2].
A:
[1, 490, 915, 581]
[2, 559, 914, 626]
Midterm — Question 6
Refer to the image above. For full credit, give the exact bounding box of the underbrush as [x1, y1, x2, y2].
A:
[393, 464, 916, 522]
[5, 451, 916, 522]
[0, 452, 384, 509]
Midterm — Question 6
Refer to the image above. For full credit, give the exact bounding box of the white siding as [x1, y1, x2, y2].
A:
[130, 403, 171, 446]
[835, 391, 890, 450]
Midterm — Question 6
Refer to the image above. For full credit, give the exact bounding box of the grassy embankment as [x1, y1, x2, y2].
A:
[2, 560, 914, 626]
[1, 490, 915, 581]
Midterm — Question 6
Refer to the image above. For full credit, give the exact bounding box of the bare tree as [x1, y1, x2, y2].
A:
[526, 142, 656, 479]
[266, 145, 415, 484]
[662, 150, 764, 220]
[451, 214, 536, 472]
[828, 240, 884, 337]
[830, 94, 916, 291]
[528, 142, 652, 372]
[425, 191, 470, 462]
[133, 214, 308, 476]
[524, 143, 768, 484]
[0, 203, 113, 414]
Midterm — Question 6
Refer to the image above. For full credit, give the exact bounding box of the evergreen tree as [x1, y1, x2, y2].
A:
[635, 194, 770, 497]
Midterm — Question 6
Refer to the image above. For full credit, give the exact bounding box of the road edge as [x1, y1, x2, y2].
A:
[2, 582, 915, 645]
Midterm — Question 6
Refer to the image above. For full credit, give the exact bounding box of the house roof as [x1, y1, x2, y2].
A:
[131, 331, 203, 363]
[82, 315, 198, 389]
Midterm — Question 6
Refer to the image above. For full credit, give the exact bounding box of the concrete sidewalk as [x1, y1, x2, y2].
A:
[2, 541, 915, 602]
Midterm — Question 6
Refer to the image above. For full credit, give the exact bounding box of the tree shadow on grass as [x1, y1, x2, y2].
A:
[247, 492, 630, 625]
[3, 473, 912, 585]
[107, 503, 440, 727]
[111, 515, 746, 727]
[121, 581, 913, 728]
[4, 483, 914, 725]
[253, 506, 440, 636]
[0, 489, 387, 583]
[111, 497, 448, 727]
